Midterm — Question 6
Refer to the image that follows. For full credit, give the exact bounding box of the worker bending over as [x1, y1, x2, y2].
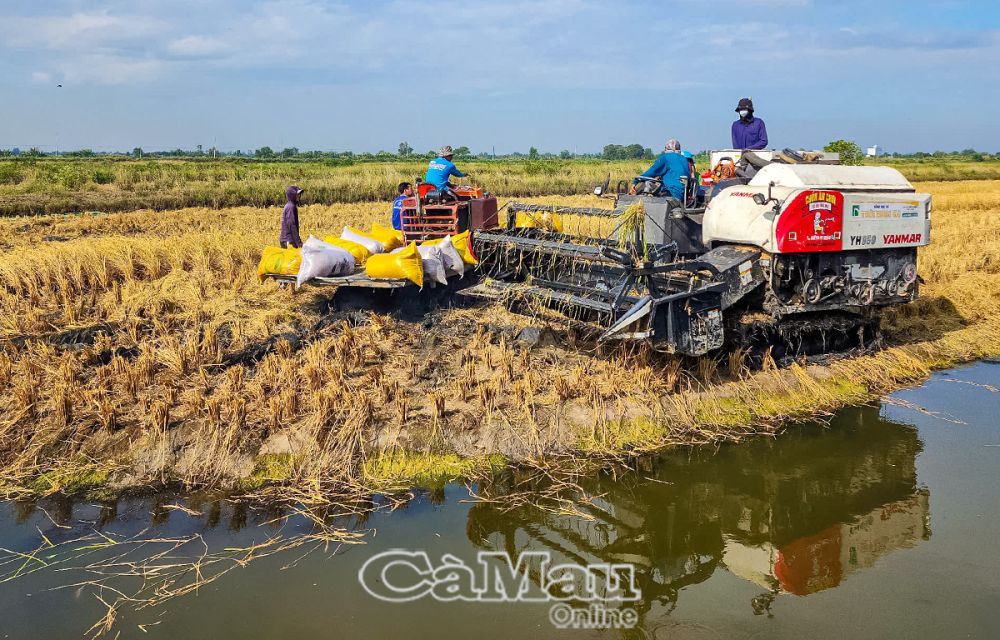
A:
[391, 182, 413, 231]
[731, 98, 768, 150]
[631, 139, 691, 200]
[424, 146, 469, 193]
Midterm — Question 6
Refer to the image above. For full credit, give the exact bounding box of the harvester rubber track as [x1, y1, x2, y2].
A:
[727, 310, 881, 366]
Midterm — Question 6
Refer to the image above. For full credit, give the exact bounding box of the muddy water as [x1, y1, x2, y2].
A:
[1, 362, 999, 639]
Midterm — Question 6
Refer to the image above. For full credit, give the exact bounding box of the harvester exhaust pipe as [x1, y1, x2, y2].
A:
[414, 177, 424, 219]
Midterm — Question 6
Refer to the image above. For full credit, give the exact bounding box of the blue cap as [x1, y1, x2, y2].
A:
[681, 150, 694, 160]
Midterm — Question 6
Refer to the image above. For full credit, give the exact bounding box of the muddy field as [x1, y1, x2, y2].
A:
[0, 181, 998, 497]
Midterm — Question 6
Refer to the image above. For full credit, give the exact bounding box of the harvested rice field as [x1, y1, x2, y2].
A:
[0, 180, 998, 498]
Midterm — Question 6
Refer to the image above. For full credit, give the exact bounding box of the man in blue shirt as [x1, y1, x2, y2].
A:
[424, 145, 468, 190]
[631, 139, 691, 200]
[391, 182, 413, 231]
[731, 98, 768, 150]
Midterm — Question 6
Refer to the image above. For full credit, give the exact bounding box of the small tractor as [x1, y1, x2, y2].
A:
[400, 183, 498, 243]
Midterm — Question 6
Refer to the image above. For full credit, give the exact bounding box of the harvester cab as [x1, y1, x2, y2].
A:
[399, 180, 498, 244]
[466, 149, 932, 359]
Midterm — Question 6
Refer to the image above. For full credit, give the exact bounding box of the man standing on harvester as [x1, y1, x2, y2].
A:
[731, 97, 768, 150]
[424, 146, 469, 196]
[631, 139, 691, 199]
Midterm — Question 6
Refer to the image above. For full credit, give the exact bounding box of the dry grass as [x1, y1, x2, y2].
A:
[2, 157, 999, 217]
[0, 158, 648, 216]
[0, 181, 997, 497]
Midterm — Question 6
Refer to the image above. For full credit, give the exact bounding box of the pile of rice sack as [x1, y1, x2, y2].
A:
[257, 224, 476, 289]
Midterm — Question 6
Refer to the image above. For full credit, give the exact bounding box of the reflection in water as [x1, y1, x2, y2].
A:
[0, 405, 936, 639]
[467, 406, 930, 617]
[8, 487, 379, 541]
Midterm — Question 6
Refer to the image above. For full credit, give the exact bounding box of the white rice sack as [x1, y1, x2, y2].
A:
[306, 235, 355, 275]
[416, 243, 443, 261]
[396, 241, 453, 284]
[416, 244, 449, 285]
[435, 236, 465, 277]
[421, 255, 448, 286]
[340, 226, 384, 254]
[296, 235, 355, 288]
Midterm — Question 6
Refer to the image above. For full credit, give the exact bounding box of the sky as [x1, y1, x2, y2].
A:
[1, 0, 998, 154]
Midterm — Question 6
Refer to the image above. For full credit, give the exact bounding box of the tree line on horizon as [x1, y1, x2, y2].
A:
[0, 142, 996, 163]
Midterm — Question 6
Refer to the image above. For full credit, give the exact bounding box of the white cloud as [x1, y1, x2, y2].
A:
[54, 54, 165, 85]
[5, 11, 163, 51]
[0, 1, 996, 93]
[166, 35, 230, 58]
[743, 0, 812, 5]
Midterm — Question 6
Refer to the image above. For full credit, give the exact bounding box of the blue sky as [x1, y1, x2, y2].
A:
[1, 0, 998, 154]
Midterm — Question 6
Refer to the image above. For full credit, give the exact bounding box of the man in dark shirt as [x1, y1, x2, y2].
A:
[731, 98, 768, 150]
[279, 185, 303, 248]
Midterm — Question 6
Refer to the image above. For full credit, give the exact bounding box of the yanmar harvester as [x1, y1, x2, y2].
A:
[463, 151, 931, 357]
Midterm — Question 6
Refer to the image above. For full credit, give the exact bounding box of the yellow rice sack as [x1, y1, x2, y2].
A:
[369, 223, 404, 252]
[514, 210, 564, 233]
[447, 230, 477, 265]
[322, 236, 370, 265]
[365, 241, 424, 287]
[257, 246, 302, 282]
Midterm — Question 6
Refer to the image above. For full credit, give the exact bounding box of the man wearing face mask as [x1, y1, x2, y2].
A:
[731, 98, 768, 150]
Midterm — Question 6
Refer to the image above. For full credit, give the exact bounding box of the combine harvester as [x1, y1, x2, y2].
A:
[262, 149, 930, 360]
[464, 149, 931, 359]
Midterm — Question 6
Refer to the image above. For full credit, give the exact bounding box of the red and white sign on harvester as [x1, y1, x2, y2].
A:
[776, 190, 844, 252]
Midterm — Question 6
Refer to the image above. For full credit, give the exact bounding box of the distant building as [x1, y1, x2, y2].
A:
[867, 145, 882, 158]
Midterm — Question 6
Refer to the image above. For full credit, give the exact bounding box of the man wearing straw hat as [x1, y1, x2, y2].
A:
[424, 145, 470, 194]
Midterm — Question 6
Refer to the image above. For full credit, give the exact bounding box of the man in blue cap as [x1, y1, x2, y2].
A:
[731, 98, 768, 150]
[681, 150, 698, 202]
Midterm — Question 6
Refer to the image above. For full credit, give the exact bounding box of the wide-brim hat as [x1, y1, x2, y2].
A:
[735, 97, 754, 112]
[438, 145, 454, 157]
